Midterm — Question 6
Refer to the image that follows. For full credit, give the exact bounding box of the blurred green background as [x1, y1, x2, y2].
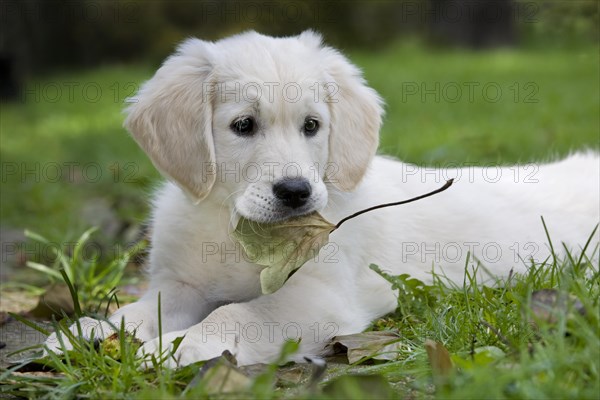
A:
[0, 0, 598, 275]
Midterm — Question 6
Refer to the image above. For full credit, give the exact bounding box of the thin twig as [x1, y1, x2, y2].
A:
[333, 179, 454, 231]
[480, 319, 513, 349]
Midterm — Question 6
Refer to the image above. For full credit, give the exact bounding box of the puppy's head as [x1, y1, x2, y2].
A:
[125, 31, 383, 222]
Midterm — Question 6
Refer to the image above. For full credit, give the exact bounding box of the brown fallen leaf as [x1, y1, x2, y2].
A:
[201, 363, 251, 394]
[29, 283, 74, 319]
[424, 339, 453, 384]
[331, 331, 403, 364]
[530, 289, 585, 326]
[187, 351, 251, 395]
[276, 364, 310, 386]
[9, 371, 66, 379]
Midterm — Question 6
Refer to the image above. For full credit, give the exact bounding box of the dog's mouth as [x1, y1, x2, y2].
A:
[270, 205, 317, 222]
[234, 181, 326, 224]
[236, 202, 317, 224]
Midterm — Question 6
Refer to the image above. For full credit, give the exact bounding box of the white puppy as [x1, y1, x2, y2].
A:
[45, 31, 599, 367]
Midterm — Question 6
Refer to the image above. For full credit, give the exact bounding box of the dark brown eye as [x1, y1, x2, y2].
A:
[303, 118, 319, 137]
[231, 117, 255, 136]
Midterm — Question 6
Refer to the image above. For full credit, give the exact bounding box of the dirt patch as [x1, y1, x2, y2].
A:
[0, 319, 50, 369]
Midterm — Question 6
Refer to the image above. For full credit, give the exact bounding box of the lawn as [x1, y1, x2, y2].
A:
[1, 65, 158, 242]
[0, 42, 599, 398]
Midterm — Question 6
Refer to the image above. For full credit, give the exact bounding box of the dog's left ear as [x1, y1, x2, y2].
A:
[124, 39, 216, 203]
[321, 45, 384, 191]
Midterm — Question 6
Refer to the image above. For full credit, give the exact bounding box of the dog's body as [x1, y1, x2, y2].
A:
[45, 31, 599, 367]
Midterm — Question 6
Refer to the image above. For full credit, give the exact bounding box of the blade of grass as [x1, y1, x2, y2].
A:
[8, 312, 51, 336]
[25, 262, 63, 280]
[576, 224, 599, 268]
[72, 227, 97, 264]
[158, 291, 162, 357]
[6, 344, 45, 358]
[540, 216, 558, 286]
[60, 269, 82, 317]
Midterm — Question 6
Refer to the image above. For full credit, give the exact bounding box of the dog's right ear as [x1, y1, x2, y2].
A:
[321, 46, 384, 192]
[124, 39, 216, 203]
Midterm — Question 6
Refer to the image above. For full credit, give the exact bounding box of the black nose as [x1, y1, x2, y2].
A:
[273, 178, 312, 209]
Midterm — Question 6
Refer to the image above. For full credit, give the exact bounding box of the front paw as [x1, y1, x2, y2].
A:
[137, 330, 224, 368]
[44, 317, 115, 354]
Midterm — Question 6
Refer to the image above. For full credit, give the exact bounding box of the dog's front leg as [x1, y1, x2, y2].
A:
[44, 279, 210, 353]
[137, 276, 372, 367]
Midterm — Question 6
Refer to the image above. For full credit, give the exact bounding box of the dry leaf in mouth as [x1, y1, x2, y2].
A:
[233, 179, 454, 294]
[232, 213, 334, 294]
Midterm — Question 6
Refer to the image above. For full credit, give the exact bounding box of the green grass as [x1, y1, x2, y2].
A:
[360, 42, 599, 163]
[1, 64, 159, 241]
[1, 42, 599, 398]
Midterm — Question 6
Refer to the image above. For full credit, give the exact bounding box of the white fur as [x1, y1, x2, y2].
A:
[45, 31, 600, 367]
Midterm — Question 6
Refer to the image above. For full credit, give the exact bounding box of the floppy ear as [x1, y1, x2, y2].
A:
[322, 47, 384, 191]
[124, 39, 216, 203]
